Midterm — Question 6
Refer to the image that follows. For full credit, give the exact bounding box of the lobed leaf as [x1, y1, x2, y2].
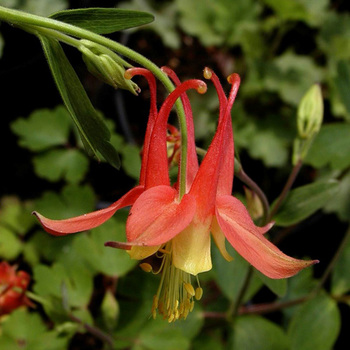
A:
[0, 309, 69, 350]
[33, 149, 89, 184]
[0, 226, 22, 260]
[72, 215, 137, 277]
[10, 106, 72, 152]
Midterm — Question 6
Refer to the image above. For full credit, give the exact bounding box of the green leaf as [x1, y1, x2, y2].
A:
[0, 309, 69, 350]
[304, 123, 350, 170]
[33, 262, 93, 308]
[50, 7, 154, 34]
[272, 180, 339, 226]
[33, 149, 89, 183]
[318, 13, 350, 61]
[255, 270, 287, 297]
[0, 226, 22, 260]
[262, 0, 328, 26]
[323, 169, 350, 221]
[172, 303, 204, 340]
[230, 315, 290, 350]
[38, 35, 120, 168]
[281, 268, 318, 321]
[10, 106, 72, 152]
[192, 332, 225, 350]
[331, 231, 350, 296]
[247, 129, 289, 167]
[335, 61, 350, 115]
[34, 184, 95, 219]
[133, 318, 190, 350]
[212, 244, 262, 302]
[121, 143, 141, 180]
[72, 215, 137, 277]
[288, 294, 340, 350]
[0, 196, 35, 235]
[264, 52, 324, 106]
[177, 0, 261, 47]
[119, 0, 181, 49]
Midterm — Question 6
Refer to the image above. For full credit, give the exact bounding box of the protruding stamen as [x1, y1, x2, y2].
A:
[195, 287, 203, 300]
[124, 69, 133, 80]
[146, 242, 202, 322]
[184, 282, 195, 297]
[139, 263, 153, 273]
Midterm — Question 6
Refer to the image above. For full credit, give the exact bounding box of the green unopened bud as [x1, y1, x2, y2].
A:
[79, 40, 140, 95]
[297, 84, 323, 139]
[293, 84, 324, 165]
[101, 290, 119, 329]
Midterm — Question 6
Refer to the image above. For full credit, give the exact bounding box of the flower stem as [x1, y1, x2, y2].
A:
[0, 5, 188, 197]
[267, 158, 303, 222]
[226, 265, 254, 322]
[235, 167, 270, 225]
[68, 312, 115, 349]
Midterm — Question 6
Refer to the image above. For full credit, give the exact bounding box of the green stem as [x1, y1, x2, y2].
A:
[236, 167, 270, 225]
[0, 5, 188, 196]
[267, 158, 303, 222]
[227, 265, 254, 322]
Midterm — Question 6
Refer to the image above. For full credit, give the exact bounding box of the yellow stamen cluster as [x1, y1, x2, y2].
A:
[142, 242, 203, 322]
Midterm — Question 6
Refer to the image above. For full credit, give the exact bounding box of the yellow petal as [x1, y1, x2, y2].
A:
[172, 218, 212, 275]
[127, 245, 160, 260]
[211, 216, 234, 262]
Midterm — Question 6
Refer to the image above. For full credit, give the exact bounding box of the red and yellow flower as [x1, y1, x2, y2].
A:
[34, 68, 318, 322]
[0, 262, 32, 316]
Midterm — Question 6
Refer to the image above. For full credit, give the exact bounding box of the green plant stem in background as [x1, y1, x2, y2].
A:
[227, 265, 254, 322]
[0, 5, 189, 198]
[235, 167, 270, 225]
[268, 158, 303, 222]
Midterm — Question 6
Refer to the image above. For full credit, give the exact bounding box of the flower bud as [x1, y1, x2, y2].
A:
[293, 84, 323, 164]
[79, 40, 140, 95]
[297, 84, 323, 139]
[101, 290, 119, 329]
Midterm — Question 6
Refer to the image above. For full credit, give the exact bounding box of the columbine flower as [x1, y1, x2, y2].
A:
[0, 262, 32, 316]
[34, 67, 318, 323]
[112, 68, 318, 320]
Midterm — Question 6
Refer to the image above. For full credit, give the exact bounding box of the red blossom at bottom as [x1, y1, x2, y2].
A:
[0, 261, 32, 316]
